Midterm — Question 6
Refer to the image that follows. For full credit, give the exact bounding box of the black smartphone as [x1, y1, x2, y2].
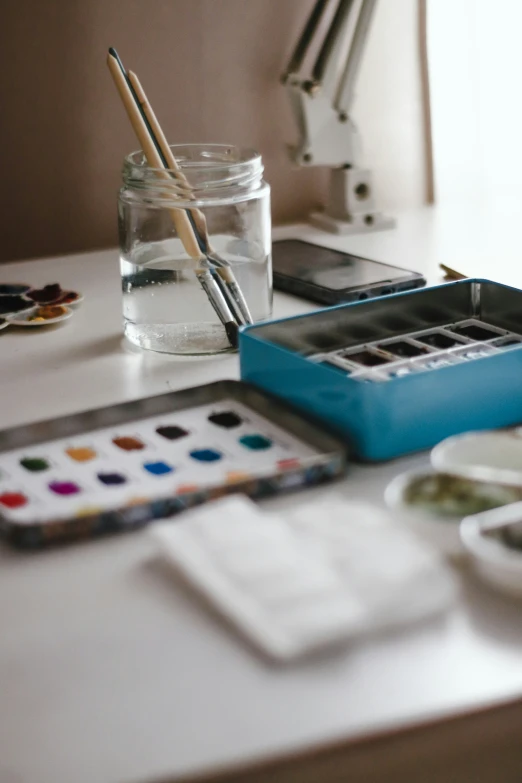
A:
[272, 239, 426, 305]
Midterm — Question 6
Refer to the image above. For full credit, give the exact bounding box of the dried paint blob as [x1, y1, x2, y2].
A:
[49, 481, 81, 496]
[28, 305, 69, 322]
[0, 295, 32, 315]
[239, 434, 272, 451]
[20, 457, 49, 472]
[144, 461, 173, 476]
[97, 472, 127, 486]
[190, 448, 222, 463]
[113, 436, 145, 451]
[156, 425, 189, 441]
[27, 283, 63, 304]
[66, 447, 97, 462]
[208, 411, 242, 429]
[0, 491, 28, 509]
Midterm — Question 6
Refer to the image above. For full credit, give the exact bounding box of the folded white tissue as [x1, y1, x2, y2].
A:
[152, 494, 457, 661]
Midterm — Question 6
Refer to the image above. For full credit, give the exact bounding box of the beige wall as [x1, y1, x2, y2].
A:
[0, 0, 428, 263]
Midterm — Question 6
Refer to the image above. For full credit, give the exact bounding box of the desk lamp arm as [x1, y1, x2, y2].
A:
[282, 0, 395, 235]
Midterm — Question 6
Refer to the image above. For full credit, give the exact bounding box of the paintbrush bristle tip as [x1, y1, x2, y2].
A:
[108, 47, 118, 57]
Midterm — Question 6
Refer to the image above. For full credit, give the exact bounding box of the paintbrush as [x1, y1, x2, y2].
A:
[107, 48, 239, 348]
[108, 49, 252, 328]
[125, 67, 253, 326]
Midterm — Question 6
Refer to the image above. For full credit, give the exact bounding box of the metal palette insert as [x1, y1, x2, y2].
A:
[310, 318, 521, 382]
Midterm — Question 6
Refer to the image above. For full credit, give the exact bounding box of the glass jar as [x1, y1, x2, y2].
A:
[118, 144, 272, 355]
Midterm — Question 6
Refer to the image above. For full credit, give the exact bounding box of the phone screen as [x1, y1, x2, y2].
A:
[273, 240, 413, 291]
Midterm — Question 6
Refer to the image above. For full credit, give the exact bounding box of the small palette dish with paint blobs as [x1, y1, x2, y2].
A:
[384, 467, 522, 557]
[0, 380, 347, 549]
[27, 283, 83, 307]
[0, 282, 83, 332]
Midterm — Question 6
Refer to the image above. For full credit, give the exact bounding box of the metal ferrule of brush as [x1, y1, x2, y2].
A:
[195, 268, 238, 347]
[186, 210, 253, 327]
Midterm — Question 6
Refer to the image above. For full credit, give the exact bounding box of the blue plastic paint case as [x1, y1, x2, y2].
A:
[239, 280, 522, 461]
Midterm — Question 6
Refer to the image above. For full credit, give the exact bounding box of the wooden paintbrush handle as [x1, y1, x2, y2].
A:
[107, 54, 202, 259]
[127, 70, 211, 248]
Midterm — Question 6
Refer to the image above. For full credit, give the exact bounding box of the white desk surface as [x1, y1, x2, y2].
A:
[1, 206, 522, 783]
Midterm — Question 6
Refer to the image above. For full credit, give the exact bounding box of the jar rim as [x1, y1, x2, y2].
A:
[124, 143, 262, 176]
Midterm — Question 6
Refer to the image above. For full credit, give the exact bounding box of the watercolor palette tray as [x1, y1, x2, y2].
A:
[0, 381, 347, 549]
[239, 279, 522, 461]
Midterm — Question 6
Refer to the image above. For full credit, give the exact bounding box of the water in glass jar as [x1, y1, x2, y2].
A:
[120, 239, 272, 355]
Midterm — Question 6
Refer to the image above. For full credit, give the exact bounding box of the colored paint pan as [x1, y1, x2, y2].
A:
[379, 340, 430, 358]
[49, 481, 81, 496]
[340, 348, 392, 367]
[190, 448, 222, 462]
[239, 434, 272, 451]
[66, 447, 97, 462]
[144, 461, 173, 475]
[415, 331, 464, 349]
[20, 457, 50, 472]
[156, 425, 189, 441]
[0, 491, 28, 509]
[450, 323, 502, 341]
[113, 436, 145, 451]
[208, 411, 242, 428]
[98, 472, 127, 486]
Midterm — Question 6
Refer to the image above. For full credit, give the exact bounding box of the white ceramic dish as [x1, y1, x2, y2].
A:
[431, 430, 522, 486]
[460, 503, 522, 599]
[9, 305, 73, 327]
[0, 318, 10, 331]
[385, 469, 464, 557]
[385, 467, 522, 558]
